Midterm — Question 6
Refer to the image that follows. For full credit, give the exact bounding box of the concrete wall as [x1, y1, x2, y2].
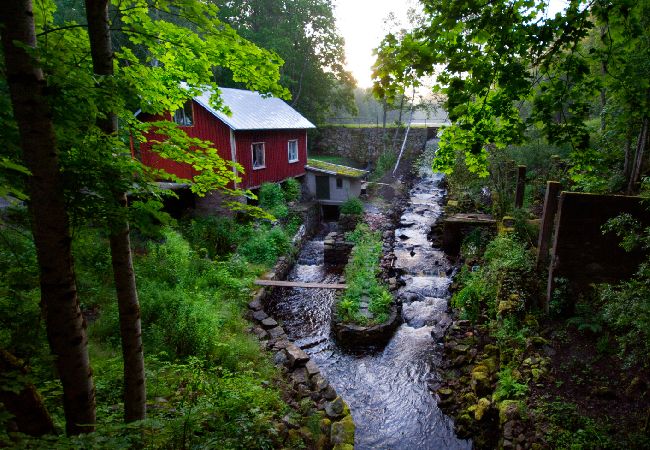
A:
[548, 193, 650, 289]
[304, 171, 361, 204]
[311, 126, 429, 163]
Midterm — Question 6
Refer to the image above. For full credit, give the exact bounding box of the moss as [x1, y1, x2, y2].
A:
[306, 158, 367, 178]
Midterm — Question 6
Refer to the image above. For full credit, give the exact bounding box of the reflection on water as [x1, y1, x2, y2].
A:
[265, 171, 471, 450]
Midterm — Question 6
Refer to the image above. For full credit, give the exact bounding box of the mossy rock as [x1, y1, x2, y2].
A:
[498, 400, 523, 426]
[471, 368, 492, 397]
[474, 397, 491, 421]
[330, 414, 355, 446]
[332, 445, 354, 450]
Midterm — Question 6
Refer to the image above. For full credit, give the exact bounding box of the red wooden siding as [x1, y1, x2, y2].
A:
[139, 100, 307, 189]
[235, 129, 307, 189]
[139, 101, 232, 181]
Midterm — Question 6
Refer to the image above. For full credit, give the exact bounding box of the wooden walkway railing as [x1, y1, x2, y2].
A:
[254, 280, 347, 289]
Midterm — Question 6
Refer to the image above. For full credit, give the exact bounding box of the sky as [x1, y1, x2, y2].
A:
[332, 0, 570, 89]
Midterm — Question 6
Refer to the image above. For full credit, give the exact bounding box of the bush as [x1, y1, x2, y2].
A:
[282, 178, 302, 203]
[183, 216, 249, 259]
[369, 151, 397, 181]
[338, 223, 392, 324]
[340, 197, 364, 215]
[452, 235, 535, 323]
[238, 225, 291, 267]
[259, 182, 288, 219]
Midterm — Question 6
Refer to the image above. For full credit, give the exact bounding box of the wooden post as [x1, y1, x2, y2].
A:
[514, 165, 527, 208]
[536, 181, 561, 270]
[544, 191, 565, 314]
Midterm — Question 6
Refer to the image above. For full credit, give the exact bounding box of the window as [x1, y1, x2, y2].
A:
[336, 177, 343, 189]
[252, 142, 265, 169]
[173, 100, 193, 126]
[288, 139, 299, 163]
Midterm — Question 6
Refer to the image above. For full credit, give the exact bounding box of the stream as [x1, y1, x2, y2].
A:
[265, 162, 471, 449]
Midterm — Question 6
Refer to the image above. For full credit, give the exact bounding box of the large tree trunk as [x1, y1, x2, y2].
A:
[0, 349, 55, 436]
[84, 0, 146, 422]
[0, 0, 96, 435]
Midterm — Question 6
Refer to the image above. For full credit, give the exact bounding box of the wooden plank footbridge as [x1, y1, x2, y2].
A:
[254, 280, 347, 289]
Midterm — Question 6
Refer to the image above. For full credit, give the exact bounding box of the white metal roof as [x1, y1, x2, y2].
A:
[193, 87, 316, 131]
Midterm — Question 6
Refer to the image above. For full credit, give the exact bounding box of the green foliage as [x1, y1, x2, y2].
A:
[0, 218, 43, 358]
[493, 367, 528, 402]
[340, 198, 364, 215]
[453, 235, 535, 323]
[451, 267, 491, 322]
[540, 401, 617, 450]
[599, 209, 650, 367]
[238, 225, 291, 267]
[282, 178, 302, 203]
[259, 182, 289, 219]
[375, 0, 650, 194]
[370, 151, 397, 182]
[599, 262, 650, 368]
[183, 216, 246, 259]
[338, 223, 392, 324]
[91, 229, 260, 368]
[511, 208, 538, 247]
[216, 0, 357, 124]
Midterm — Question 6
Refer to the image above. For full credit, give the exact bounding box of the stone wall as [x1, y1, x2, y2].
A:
[312, 126, 429, 163]
[245, 211, 355, 449]
[323, 232, 353, 265]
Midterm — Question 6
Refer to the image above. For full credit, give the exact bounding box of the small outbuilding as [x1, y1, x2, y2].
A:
[304, 159, 367, 205]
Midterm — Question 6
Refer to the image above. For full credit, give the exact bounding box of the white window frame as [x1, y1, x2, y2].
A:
[287, 139, 299, 163]
[252, 142, 266, 170]
[173, 100, 194, 127]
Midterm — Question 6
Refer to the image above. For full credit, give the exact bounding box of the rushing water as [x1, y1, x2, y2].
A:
[265, 164, 471, 450]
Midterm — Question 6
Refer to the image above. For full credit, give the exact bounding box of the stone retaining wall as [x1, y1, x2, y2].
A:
[245, 207, 355, 449]
[323, 232, 353, 265]
[312, 126, 429, 162]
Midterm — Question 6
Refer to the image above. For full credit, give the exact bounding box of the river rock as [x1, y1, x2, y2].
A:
[292, 367, 308, 385]
[325, 396, 345, 418]
[251, 310, 268, 321]
[323, 384, 337, 400]
[285, 343, 309, 367]
[274, 350, 288, 366]
[267, 326, 285, 339]
[330, 414, 355, 445]
[261, 317, 278, 329]
[248, 297, 263, 311]
[305, 359, 320, 377]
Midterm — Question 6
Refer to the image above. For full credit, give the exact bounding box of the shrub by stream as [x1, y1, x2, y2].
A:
[336, 223, 393, 325]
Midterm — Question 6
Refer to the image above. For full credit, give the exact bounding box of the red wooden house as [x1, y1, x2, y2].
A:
[138, 87, 315, 192]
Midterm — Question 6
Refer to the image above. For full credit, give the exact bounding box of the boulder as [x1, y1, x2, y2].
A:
[325, 396, 345, 418]
[251, 310, 268, 321]
[261, 317, 278, 329]
[470, 366, 492, 397]
[330, 414, 355, 446]
[498, 400, 522, 426]
[267, 326, 285, 339]
[305, 359, 320, 377]
[285, 343, 309, 368]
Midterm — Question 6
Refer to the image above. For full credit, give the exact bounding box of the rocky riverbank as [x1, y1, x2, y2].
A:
[247, 279, 355, 450]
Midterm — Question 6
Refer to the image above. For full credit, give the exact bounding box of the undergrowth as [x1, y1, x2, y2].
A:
[337, 223, 392, 324]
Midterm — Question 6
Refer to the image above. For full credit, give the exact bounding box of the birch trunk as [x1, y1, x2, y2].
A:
[84, 0, 146, 422]
[627, 116, 649, 194]
[0, 0, 95, 434]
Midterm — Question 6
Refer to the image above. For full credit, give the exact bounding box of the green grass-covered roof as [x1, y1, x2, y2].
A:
[306, 158, 367, 178]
